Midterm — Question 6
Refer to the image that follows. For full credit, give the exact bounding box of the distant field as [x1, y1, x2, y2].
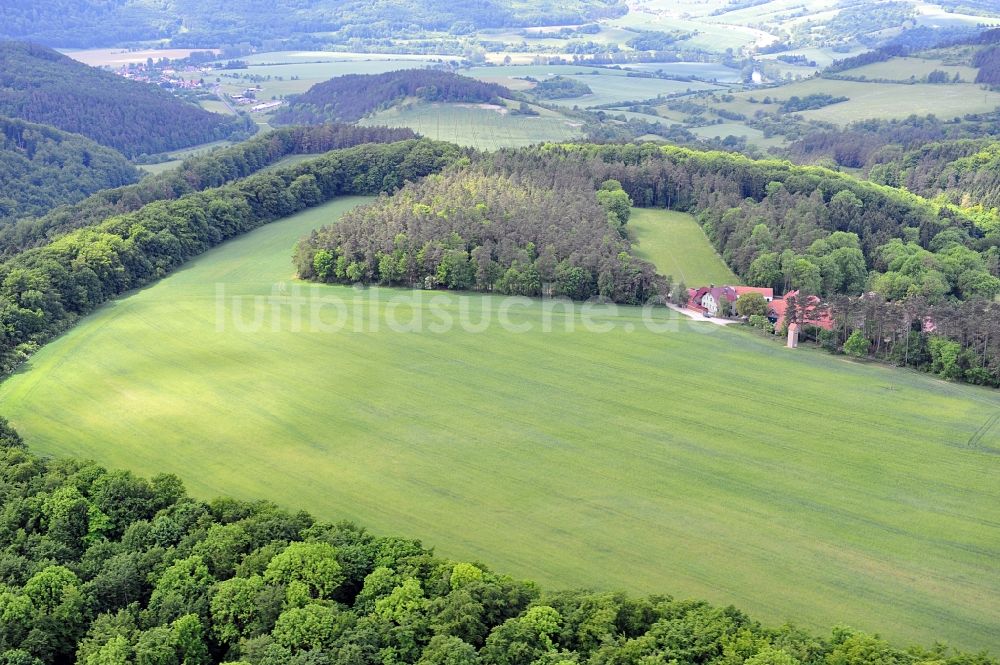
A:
[2, 198, 998, 651]
[620, 62, 742, 83]
[139, 138, 233, 174]
[690, 122, 786, 150]
[182, 55, 441, 101]
[707, 78, 1000, 125]
[629, 208, 738, 285]
[199, 99, 235, 115]
[61, 47, 220, 66]
[838, 56, 979, 82]
[360, 102, 583, 149]
[544, 74, 718, 108]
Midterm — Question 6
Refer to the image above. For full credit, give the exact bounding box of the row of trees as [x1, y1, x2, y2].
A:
[295, 169, 662, 304]
[0, 115, 139, 224]
[0, 42, 251, 158]
[0, 138, 460, 375]
[0, 434, 994, 664]
[776, 293, 1000, 386]
[0, 123, 418, 257]
[272, 71, 513, 126]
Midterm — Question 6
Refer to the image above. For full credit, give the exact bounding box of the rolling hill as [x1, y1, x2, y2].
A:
[0, 41, 249, 158]
[0, 115, 139, 223]
[271, 70, 514, 126]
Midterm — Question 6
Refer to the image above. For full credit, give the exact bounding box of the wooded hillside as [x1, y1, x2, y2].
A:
[0, 42, 250, 158]
[271, 70, 513, 126]
[0, 0, 627, 47]
[0, 116, 139, 224]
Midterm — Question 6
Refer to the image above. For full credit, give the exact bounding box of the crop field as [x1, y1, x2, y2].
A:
[629, 208, 738, 285]
[360, 102, 582, 149]
[620, 62, 742, 83]
[701, 78, 1000, 126]
[688, 122, 786, 150]
[61, 47, 221, 66]
[138, 139, 234, 175]
[183, 55, 442, 101]
[543, 75, 718, 108]
[1, 198, 998, 650]
[837, 56, 980, 82]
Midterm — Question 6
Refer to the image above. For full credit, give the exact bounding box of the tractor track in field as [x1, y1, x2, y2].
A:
[967, 412, 1000, 451]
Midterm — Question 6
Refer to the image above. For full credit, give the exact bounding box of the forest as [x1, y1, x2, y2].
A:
[0, 116, 139, 224]
[0, 42, 250, 158]
[271, 71, 513, 126]
[0, 138, 460, 374]
[293, 141, 1000, 385]
[0, 124, 418, 257]
[0, 432, 992, 665]
[295, 172, 660, 303]
[0, 0, 626, 48]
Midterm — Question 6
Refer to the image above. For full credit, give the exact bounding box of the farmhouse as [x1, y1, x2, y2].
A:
[688, 285, 773, 315]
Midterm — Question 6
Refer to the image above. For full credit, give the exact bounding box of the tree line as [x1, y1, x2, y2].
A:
[0, 115, 139, 224]
[0, 124, 418, 257]
[0, 138, 460, 375]
[272, 70, 513, 127]
[295, 170, 661, 304]
[453, 143, 1000, 384]
[0, 433, 994, 665]
[0, 42, 251, 158]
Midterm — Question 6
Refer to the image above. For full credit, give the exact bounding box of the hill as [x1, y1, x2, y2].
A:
[0, 41, 250, 158]
[271, 70, 514, 126]
[0, 0, 627, 48]
[0, 115, 139, 223]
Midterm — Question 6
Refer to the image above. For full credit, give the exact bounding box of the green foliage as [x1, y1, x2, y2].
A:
[0, 43, 248, 158]
[0, 0, 627, 48]
[0, 138, 459, 375]
[843, 330, 870, 358]
[531, 76, 593, 100]
[736, 292, 768, 318]
[298, 167, 662, 304]
[273, 71, 512, 126]
[0, 123, 417, 258]
[0, 116, 138, 224]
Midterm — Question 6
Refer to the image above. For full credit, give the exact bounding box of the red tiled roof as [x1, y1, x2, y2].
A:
[733, 286, 774, 300]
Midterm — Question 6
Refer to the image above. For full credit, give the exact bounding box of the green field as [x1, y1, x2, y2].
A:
[688, 122, 787, 150]
[699, 77, 1000, 126]
[837, 56, 980, 83]
[464, 65, 718, 108]
[1, 198, 999, 650]
[360, 102, 583, 149]
[629, 208, 738, 285]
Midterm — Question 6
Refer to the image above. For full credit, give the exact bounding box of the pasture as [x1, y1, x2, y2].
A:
[630, 208, 739, 286]
[1, 199, 999, 651]
[360, 102, 583, 149]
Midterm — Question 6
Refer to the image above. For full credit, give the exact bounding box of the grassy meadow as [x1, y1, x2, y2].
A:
[1, 199, 999, 650]
[629, 208, 738, 285]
